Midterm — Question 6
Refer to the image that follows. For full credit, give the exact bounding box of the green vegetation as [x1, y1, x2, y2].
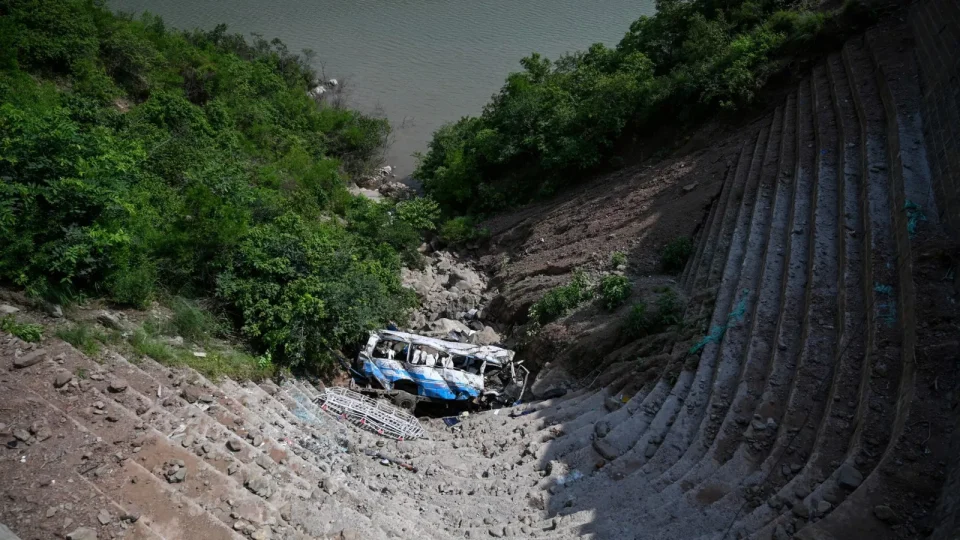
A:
[56, 322, 108, 355]
[660, 236, 694, 273]
[416, 0, 875, 214]
[144, 297, 222, 343]
[529, 270, 593, 324]
[0, 0, 427, 372]
[623, 288, 683, 338]
[130, 325, 274, 380]
[0, 315, 44, 342]
[599, 275, 633, 310]
[438, 216, 489, 246]
[610, 251, 628, 269]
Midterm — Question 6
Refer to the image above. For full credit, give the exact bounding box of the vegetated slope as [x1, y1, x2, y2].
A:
[0, 0, 440, 373]
[415, 0, 878, 217]
[468, 5, 959, 538]
[2, 3, 959, 540]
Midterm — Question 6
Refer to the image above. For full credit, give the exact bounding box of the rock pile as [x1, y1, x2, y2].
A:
[401, 251, 502, 344]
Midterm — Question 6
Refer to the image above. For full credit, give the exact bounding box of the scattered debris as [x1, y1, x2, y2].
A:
[364, 449, 418, 473]
[316, 387, 425, 440]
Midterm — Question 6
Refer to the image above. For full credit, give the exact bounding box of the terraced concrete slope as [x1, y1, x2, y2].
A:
[1, 8, 958, 540]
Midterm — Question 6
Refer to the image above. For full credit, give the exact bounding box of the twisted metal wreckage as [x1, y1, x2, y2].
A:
[349, 329, 528, 411]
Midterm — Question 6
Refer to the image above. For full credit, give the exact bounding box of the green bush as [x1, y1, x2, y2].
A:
[0, 315, 44, 343]
[439, 216, 488, 245]
[417, 0, 872, 214]
[660, 237, 694, 274]
[624, 302, 651, 338]
[654, 288, 683, 327]
[166, 297, 222, 343]
[622, 288, 683, 338]
[599, 275, 632, 310]
[396, 197, 441, 232]
[610, 251, 627, 268]
[529, 270, 593, 324]
[0, 1, 417, 375]
[56, 322, 105, 355]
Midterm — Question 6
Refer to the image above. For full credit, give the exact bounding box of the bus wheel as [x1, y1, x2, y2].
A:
[392, 391, 417, 413]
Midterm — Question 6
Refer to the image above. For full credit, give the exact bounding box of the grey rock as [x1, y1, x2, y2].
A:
[108, 380, 128, 393]
[644, 444, 657, 458]
[226, 439, 242, 452]
[792, 504, 810, 519]
[46, 304, 63, 318]
[0, 304, 20, 315]
[245, 475, 273, 498]
[66, 528, 98, 540]
[97, 509, 112, 525]
[14, 350, 46, 369]
[53, 372, 73, 388]
[227, 462, 240, 475]
[469, 326, 501, 346]
[592, 438, 619, 461]
[594, 421, 611, 438]
[816, 500, 832, 514]
[837, 464, 863, 489]
[97, 311, 125, 331]
[874, 505, 898, 523]
[604, 397, 622, 413]
[167, 467, 186, 483]
[320, 476, 341, 495]
[682, 182, 698, 193]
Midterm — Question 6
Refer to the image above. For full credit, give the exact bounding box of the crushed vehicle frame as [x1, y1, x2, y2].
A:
[351, 329, 528, 411]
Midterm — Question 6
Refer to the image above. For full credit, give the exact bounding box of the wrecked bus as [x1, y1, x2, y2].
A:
[351, 329, 527, 411]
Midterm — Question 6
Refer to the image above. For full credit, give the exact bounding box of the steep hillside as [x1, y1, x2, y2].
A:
[1, 1, 959, 540]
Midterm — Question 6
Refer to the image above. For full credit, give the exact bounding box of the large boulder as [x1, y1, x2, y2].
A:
[468, 326, 501, 346]
[427, 318, 471, 335]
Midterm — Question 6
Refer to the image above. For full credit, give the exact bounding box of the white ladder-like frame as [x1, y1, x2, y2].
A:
[315, 387, 426, 440]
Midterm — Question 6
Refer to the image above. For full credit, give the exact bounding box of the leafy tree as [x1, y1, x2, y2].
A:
[0, 0, 413, 371]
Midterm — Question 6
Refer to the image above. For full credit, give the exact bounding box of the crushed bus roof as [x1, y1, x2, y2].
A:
[372, 329, 515, 366]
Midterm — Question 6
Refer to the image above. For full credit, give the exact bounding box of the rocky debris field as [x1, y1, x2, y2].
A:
[401, 250, 504, 346]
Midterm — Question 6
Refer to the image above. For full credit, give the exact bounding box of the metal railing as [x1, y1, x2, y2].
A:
[315, 387, 426, 440]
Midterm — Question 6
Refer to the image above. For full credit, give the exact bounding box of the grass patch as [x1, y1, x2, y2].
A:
[56, 322, 107, 355]
[529, 270, 593, 324]
[599, 275, 632, 310]
[144, 297, 222, 343]
[660, 237, 694, 274]
[623, 288, 684, 338]
[0, 315, 44, 342]
[610, 251, 627, 268]
[129, 328, 273, 381]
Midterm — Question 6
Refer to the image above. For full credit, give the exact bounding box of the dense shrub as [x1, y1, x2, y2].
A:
[0, 315, 44, 343]
[622, 288, 683, 338]
[0, 0, 414, 372]
[599, 275, 633, 310]
[660, 236, 694, 273]
[417, 0, 875, 214]
[624, 302, 651, 338]
[439, 216, 489, 246]
[610, 251, 627, 268]
[529, 270, 593, 324]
